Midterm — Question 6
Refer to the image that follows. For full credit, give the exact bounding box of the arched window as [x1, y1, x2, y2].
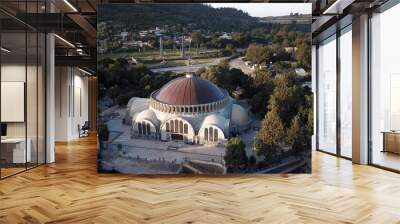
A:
[204, 128, 208, 141]
[138, 123, 142, 135]
[184, 124, 188, 134]
[142, 122, 146, 135]
[166, 122, 170, 132]
[146, 123, 151, 136]
[170, 120, 174, 132]
[214, 129, 218, 142]
[179, 121, 183, 134]
[209, 127, 213, 142]
[175, 120, 178, 132]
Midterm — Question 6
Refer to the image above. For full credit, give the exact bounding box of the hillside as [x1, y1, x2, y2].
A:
[260, 14, 312, 25]
[98, 4, 258, 32]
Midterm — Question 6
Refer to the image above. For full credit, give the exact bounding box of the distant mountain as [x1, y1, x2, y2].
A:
[98, 4, 258, 32]
[260, 15, 312, 25]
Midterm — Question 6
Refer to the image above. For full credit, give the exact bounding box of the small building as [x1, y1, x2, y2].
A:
[232, 86, 244, 99]
[139, 31, 148, 37]
[284, 47, 297, 54]
[219, 33, 232, 40]
[295, 68, 308, 77]
[120, 31, 129, 40]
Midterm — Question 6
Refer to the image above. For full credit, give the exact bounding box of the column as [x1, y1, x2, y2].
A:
[352, 14, 369, 164]
[46, 3, 56, 163]
[312, 45, 317, 151]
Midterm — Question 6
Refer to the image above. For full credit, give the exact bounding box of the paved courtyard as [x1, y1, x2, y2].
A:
[102, 105, 259, 172]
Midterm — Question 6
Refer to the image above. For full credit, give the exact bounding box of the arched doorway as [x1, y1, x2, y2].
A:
[162, 119, 193, 142]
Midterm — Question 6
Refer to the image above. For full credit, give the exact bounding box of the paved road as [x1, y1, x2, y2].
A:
[229, 57, 254, 77]
[150, 54, 253, 76]
[150, 57, 226, 73]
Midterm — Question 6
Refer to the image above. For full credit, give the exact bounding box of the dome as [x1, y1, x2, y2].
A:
[134, 109, 160, 126]
[202, 114, 229, 129]
[231, 104, 249, 126]
[128, 98, 150, 117]
[153, 74, 226, 105]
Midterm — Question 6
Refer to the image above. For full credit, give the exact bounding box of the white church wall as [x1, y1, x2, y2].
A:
[198, 125, 225, 145]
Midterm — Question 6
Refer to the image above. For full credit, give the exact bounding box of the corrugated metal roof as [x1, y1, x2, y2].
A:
[154, 75, 225, 105]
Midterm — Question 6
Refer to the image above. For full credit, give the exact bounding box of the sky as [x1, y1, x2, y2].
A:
[208, 3, 311, 17]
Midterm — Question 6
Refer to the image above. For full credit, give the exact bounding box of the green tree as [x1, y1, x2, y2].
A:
[218, 59, 230, 71]
[200, 66, 220, 85]
[107, 85, 120, 104]
[254, 141, 280, 163]
[250, 91, 269, 117]
[254, 69, 274, 89]
[249, 155, 257, 166]
[257, 104, 285, 146]
[224, 138, 248, 172]
[98, 125, 109, 142]
[304, 94, 314, 135]
[164, 39, 175, 49]
[287, 114, 310, 155]
[269, 76, 304, 127]
[232, 32, 247, 47]
[191, 32, 202, 55]
[245, 43, 270, 65]
[287, 114, 301, 146]
[295, 41, 311, 71]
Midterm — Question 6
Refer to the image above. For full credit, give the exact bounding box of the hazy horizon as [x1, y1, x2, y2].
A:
[207, 3, 311, 17]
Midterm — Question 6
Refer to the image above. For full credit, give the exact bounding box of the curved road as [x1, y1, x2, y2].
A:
[150, 55, 255, 79]
[229, 57, 255, 77]
[150, 57, 226, 73]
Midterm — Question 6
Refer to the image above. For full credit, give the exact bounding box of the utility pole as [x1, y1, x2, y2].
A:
[188, 38, 192, 66]
[188, 37, 191, 57]
[159, 36, 163, 59]
[181, 35, 184, 58]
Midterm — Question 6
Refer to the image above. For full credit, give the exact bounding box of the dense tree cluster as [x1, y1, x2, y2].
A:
[255, 71, 313, 162]
[98, 58, 180, 106]
[245, 43, 271, 65]
[196, 58, 312, 171]
[196, 59, 251, 95]
[224, 138, 248, 172]
[295, 40, 311, 71]
[98, 4, 257, 34]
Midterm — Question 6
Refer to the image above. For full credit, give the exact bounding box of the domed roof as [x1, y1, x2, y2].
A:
[231, 104, 249, 126]
[134, 109, 160, 126]
[153, 73, 226, 105]
[128, 98, 150, 117]
[200, 114, 229, 137]
[202, 114, 229, 129]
